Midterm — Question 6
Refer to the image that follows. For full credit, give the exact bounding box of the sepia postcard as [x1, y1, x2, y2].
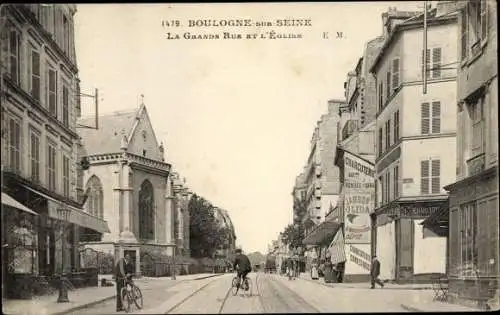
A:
[1, 1, 498, 314]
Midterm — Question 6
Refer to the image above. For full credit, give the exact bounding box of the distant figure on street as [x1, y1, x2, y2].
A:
[115, 254, 134, 312]
[370, 256, 384, 289]
[286, 258, 294, 279]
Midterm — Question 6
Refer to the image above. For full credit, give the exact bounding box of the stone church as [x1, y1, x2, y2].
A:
[76, 103, 190, 275]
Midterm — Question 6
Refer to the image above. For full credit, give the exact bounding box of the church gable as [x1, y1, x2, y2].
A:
[127, 106, 163, 161]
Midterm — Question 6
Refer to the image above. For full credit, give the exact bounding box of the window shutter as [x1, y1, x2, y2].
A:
[431, 101, 441, 133]
[386, 71, 391, 98]
[421, 49, 431, 79]
[378, 128, 383, 156]
[421, 102, 430, 134]
[392, 58, 399, 91]
[432, 48, 442, 78]
[431, 159, 441, 194]
[421, 160, 430, 195]
[461, 10, 468, 60]
[480, 1, 487, 41]
[381, 82, 384, 107]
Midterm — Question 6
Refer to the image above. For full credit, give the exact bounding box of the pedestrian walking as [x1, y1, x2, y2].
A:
[370, 256, 384, 289]
[115, 254, 134, 312]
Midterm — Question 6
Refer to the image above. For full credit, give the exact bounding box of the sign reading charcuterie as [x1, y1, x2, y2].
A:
[343, 152, 375, 244]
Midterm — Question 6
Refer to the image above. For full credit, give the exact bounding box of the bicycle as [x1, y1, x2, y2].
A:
[231, 273, 252, 297]
[120, 275, 143, 312]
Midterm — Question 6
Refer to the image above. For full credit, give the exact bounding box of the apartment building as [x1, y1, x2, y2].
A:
[1, 4, 110, 298]
[439, 0, 498, 309]
[370, 7, 459, 282]
[329, 35, 382, 282]
[301, 100, 343, 267]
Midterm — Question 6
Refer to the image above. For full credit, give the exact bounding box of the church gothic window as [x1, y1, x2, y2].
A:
[85, 175, 103, 219]
[139, 180, 155, 240]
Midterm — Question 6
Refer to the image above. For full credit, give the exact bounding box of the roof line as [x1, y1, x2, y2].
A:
[78, 106, 141, 121]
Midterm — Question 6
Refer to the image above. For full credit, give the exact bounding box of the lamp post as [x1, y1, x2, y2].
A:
[57, 206, 71, 303]
[171, 243, 176, 280]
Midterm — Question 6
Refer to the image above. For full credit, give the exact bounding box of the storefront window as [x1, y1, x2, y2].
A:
[6, 215, 38, 275]
[458, 202, 478, 277]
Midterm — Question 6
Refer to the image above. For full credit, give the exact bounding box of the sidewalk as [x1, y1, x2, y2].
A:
[297, 273, 479, 312]
[2, 273, 222, 315]
[298, 273, 433, 290]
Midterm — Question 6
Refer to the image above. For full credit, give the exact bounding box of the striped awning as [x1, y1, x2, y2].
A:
[2, 192, 38, 216]
[329, 230, 347, 264]
[303, 220, 341, 245]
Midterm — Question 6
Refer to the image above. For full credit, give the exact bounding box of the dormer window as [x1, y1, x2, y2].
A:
[143, 150, 147, 157]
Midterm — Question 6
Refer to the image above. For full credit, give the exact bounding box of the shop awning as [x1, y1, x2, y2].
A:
[328, 230, 347, 264]
[22, 185, 110, 234]
[421, 203, 448, 237]
[2, 192, 38, 216]
[303, 220, 342, 245]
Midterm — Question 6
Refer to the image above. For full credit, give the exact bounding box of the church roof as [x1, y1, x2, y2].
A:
[77, 106, 143, 156]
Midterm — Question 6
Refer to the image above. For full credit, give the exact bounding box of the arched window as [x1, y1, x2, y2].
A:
[139, 180, 155, 240]
[85, 175, 103, 219]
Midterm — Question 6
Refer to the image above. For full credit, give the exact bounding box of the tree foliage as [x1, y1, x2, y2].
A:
[280, 197, 307, 253]
[188, 194, 233, 258]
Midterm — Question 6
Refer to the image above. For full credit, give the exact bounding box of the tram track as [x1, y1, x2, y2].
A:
[165, 272, 319, 314]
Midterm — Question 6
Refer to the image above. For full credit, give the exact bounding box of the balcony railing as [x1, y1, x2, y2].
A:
[467, 153, 485, 177]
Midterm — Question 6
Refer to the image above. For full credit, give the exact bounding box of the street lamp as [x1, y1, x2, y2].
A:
[171, 244, 176, 280]
[57, 207, 71, 303]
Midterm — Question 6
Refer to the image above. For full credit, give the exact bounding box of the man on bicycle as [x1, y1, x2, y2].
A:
[115, 253, 134, 312]
[232, 248, 252, 289]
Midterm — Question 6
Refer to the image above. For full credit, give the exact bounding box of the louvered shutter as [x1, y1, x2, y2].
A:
[392, 58, 399, 91]
[378, 128, 383, 156]
[431, 159, 441, 194]
[421, 102, 430, 134]
[480, 1, 487, 41]
[431, 101, 441, 133]
[461, 11, 468, 60]
[432, 48, 442, 78]
[421, 49, 431, 79]
[421, 160, 430, 195]
[386, 71, 391, 98]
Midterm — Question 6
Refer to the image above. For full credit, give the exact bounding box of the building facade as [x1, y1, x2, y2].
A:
[170, 171, 192, 257]
[370, 8, 458, 282]
[77, 104, 178, 275]
[301, 100, 343, 269]
[442, 0, 499, 309]
[1, 4, 109, 298]
[329, 35, 381, 282]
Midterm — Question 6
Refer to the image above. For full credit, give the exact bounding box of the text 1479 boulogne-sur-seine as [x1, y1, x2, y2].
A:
[161, 19, 313, 28]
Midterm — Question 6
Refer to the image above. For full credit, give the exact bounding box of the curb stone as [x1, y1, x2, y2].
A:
[54, 273, 224, 315]
[400, 304, 422, 312]
[299, 276, 433, 290]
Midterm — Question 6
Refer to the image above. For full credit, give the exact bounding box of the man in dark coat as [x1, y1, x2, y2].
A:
[115, 254, 135, 311]
[233, 248, 252, 287]
[370, 255, 384, 289]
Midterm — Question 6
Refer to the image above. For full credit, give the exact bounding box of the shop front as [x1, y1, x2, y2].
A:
[445, 165, 499, 309]
[2, 173, 110, 298]
[374, 199, 447, 283]
[303, 219, 342, 280]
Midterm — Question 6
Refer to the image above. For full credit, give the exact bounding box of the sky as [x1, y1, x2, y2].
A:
[74, 2, 422, 254]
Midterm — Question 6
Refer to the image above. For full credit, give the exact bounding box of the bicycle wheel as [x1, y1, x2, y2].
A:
[120, 287, 131, 313]
[231, 277, 240, 296]
[133, 286, 143, 309]
[244, 278, 252, 297]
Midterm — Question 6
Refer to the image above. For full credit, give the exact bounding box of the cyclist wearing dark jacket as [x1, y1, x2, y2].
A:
[233, 248, 252, 281]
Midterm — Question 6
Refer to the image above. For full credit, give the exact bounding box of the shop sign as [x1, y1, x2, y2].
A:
[343, 152, 375, 244]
